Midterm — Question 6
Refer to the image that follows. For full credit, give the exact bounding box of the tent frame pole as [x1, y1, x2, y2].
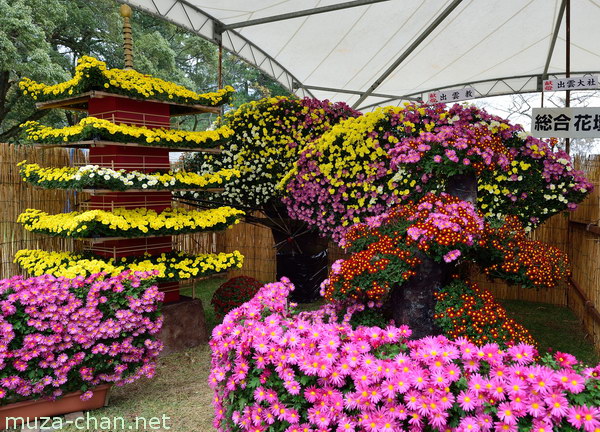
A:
[222, 0, 390, 30]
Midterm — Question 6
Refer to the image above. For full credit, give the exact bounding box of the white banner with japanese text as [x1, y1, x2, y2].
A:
[531, 107, 600, 138]
[543, 76, 598, 92]
[427, 87, 476, 104]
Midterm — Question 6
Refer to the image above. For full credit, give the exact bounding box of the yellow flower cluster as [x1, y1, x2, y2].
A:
[19, 56, 235, 106]
[280, 106, 411, 225]
[214, 96, 358, 207]
[478, 160, 532, 217]
[15, 249, 244, 280]
[18, 161, 240, 191]
[17, 206, 245, 238]
[22, 117, 233, 148]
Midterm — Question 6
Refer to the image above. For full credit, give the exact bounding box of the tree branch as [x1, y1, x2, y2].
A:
[0, 71, 11, 120]
[0, 110, 49, 141]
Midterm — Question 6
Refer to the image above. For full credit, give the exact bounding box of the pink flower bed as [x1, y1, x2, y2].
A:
[0, 271, 163, 403]
[210, 279, 600, 432]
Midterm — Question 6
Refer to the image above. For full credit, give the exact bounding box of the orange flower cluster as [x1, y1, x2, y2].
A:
[479, 216, 570, 289]
[323, 235, 419, 304]
[434, 279, 536, 347]
[325, 193, 483, 305]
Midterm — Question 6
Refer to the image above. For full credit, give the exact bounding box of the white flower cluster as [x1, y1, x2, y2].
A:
[23, 162, 239, 191]
[76, 165, 175, 188]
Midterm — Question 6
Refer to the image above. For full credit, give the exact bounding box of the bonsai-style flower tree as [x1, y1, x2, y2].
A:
[181, 96, 359, 300]
[281, 103, 592, 336]
[210, 104, 599, 432]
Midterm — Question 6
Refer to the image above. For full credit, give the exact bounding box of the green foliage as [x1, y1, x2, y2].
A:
[211, 276, 263, 320]
[0, 0, 291, 140]
[347, 307, 389, 329]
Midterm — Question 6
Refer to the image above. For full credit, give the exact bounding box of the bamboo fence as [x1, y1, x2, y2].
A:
[0, 143, 87, 278]
[173, 210, 276, 283]
[3, 141, 600, 351]
[567, 155, 600, 352]
[216, 219, 276, 282]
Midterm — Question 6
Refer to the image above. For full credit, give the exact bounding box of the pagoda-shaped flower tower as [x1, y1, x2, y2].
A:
[15, 6, 244, 328]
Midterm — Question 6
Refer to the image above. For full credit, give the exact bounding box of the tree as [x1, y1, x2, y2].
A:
[0, 0, 290, 140]
[180, 97, 359, 301]
[281, 103, 592, 337]
[0, 0, 68, 140]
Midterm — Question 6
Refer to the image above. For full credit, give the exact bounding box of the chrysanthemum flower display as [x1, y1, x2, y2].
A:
[477, 137, 591, 229]
[0, 271, 163, 403]
[18, 56, 235, 106]
[211, 278, 600, 432]
[14, 249, 243, 281]
[322, 193, 483, 305]
[187, 96, 360, 208]
[21, 117, 233, 149]
[210, 275, 263, 320]
[476, 215, 571, 289]
[434, 279, 536, 346]
[281, 103, 592, 243]
[17, 206, 244, 238]
[16, 58, 244, 295]
[18, 161, 239, 191]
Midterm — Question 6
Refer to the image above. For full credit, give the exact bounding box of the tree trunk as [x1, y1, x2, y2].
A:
[385, 171, 478, 337]
[263, 203, 329, 302]
[387, 252, 449, 338]
[271, 227, 329, 303]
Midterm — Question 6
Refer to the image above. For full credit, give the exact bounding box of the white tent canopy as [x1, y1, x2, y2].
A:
[118, 0, 600, 111]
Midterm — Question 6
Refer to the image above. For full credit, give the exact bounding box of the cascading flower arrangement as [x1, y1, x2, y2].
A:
[434, 279, 536, 347]
[210, 102, 596, 431]
[475, 215, 571, 289]
[280, 103, 592, 243]
[183, 96, 361, 208]
[14, 249, 243, 281]
[17, 206, 244, 238]
[180, 96, 361, 302]
[18, 56, 235, 106]
[319, 192, 534, 348]
[0, 271, 163, 404]
[324, 193, 483, 305]
[477, 139, 591, 229]
[21, 117, 234, 149]
[210, 278, 600, 432]
[18, 161, 239, 191]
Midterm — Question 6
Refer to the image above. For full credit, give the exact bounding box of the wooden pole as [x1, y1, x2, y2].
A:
[565, 0, 571, 155]
[218, 40, 224, 122]
[120, 5, 134, 69]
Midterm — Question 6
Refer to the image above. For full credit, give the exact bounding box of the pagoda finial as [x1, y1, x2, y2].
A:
[120, 4, 134, 69]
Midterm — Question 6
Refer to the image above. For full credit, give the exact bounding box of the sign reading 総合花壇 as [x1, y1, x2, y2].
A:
[427, 87, 476, 104]
[531, 107, 600, 138]
[543, 76, 599, 92]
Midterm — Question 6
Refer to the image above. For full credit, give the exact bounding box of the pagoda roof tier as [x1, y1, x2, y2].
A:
[78, 232, 220, 243]
[35, 91, 221, 116]
[17, 206, 245, 240]
[22, 117, 232, 152]
[20, 56, 235, 110]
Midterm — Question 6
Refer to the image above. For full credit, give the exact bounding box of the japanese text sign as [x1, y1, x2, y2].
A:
[427, 87, 476, 104]
[531, 107, 600, 138]
[543, 76, 598, 92]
